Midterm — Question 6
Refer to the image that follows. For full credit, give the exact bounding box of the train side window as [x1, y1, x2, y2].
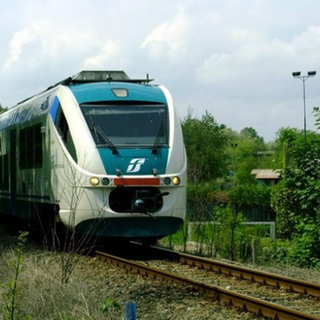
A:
[55, 107, 78, 163]
[3, 155, 8, 188]
[34, 124, 43, 167]
[0, 155, 2, 189]
[58, 111, 68, 142]
[0, 139, 2, 188]
[19, 124, 43, 169]
[0, 155, 8, 189]
[19, 128, 28, 168]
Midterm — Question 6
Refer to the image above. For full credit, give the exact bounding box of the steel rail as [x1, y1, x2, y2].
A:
[96, 250, 320, 320]
[145, 244, 320, 298]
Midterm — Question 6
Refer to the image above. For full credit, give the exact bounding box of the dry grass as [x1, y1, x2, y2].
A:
[0, 229, 122, 320]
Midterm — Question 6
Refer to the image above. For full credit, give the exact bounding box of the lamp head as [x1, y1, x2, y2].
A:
[308, 71, 316, 76]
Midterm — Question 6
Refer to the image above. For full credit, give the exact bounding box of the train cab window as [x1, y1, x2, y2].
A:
[81, 103, 168, 148]
[19, 124, 43, 169]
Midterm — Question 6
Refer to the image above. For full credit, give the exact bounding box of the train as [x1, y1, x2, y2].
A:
[0, 70, 187, 242]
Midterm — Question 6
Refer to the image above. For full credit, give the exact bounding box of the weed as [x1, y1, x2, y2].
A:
[3, 231, 29, 320]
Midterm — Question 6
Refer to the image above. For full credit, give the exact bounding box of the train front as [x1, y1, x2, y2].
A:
[63, 71, 187, 241]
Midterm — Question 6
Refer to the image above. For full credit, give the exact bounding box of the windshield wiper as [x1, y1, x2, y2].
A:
[152, 123, 164, 154]
[89, 116, 117, 154]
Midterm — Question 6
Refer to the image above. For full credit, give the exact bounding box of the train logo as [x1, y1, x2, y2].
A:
[126, 158, 146, 173]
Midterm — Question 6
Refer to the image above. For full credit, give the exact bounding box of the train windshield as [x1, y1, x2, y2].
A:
[81, 103, 168, 148]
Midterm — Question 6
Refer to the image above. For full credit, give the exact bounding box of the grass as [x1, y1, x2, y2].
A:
[0, 227, 123, 320]
[160, 221, 272, 261]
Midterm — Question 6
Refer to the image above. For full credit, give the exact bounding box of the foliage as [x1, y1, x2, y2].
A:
[3, 231, 29, 320]
[224, 127, 272, 185]
[313, 107, 320, 130]
[182, 110, 227, 182]
[220, 207, 246, 261]
[273, 127, 304, 169]
[270, 132, 320, 266]
[181, 110, 320, 266]
[0, 234, 124, 319]
[165, 208, 270, 262]
[229, 184, 271, 207]
[100, 297, 120, 313]
[187, 180, 219, 201]
[240, 127, 263, 141]
[48, 157, 99, 285]
[289, 221, 320, 267]
[258, 239, 291, 265]
[270, 180, 295, 238]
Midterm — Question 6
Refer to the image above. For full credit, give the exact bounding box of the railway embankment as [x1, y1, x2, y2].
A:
[1, 227, 320, 319]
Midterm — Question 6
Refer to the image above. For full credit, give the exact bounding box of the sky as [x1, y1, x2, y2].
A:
[1, 0, 320, 142]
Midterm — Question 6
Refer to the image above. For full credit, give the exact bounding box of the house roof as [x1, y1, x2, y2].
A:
[251, 169, 281, 180]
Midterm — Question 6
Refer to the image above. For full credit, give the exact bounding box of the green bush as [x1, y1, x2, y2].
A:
[229, 184, 271, 207]
[270, 135, 320, 267]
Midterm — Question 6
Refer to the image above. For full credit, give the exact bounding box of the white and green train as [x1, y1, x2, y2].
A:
[0, 71, 187, 241]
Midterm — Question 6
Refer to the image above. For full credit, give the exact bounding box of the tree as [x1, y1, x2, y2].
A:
[240, 127, 264, 144]
[271, 131, 320, 266]
[182, 110, 227, 183]
[313, 107, 320, 130]
[225, 127, 267, 185]
[273, 127, 303, 170]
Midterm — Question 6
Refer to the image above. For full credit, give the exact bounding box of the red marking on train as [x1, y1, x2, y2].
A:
[114, 178, 160, 186]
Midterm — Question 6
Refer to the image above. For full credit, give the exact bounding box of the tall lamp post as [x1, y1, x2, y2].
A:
[292, 71, 316, 140]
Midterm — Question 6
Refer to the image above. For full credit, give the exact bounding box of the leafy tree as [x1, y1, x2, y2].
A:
[270, 132, 320, 266]
[240, 127, 264, 144]
[182, 110, 227, 183]
[313, 107, 320, 130]
[225, 127, 267, 185]
[273, 127, 303, 170]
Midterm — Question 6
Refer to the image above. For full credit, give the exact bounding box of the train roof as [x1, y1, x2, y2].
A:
[0, 71, 160, 130]
[16, 70, 154, 106]
[50, 70, 154, 88]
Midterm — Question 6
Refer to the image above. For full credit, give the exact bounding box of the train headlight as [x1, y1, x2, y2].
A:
[172, 176, 181, 186]
[90, 177, 100, 186]
[163, 177, 171, 185]
[112, 88, 128, 97]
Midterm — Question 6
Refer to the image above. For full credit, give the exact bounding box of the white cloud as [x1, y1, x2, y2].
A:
[196, 25, 320, 89]
[4, 21, 48, 70]
[196, 39, 294, 85]
[84, 41, 124, 69]
[141, 10, 189, 60]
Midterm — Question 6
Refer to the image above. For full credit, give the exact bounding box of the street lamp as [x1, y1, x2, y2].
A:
[292, 71, 317, 139]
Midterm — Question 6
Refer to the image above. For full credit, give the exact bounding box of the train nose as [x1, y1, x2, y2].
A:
[110, 187, 169, 213]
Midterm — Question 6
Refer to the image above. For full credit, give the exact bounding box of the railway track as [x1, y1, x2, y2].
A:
[145, 244, 320, 298]
[96, 245, 320, 320]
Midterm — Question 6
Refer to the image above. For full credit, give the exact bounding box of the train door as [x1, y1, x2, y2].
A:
[9, 129, 17, 214]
